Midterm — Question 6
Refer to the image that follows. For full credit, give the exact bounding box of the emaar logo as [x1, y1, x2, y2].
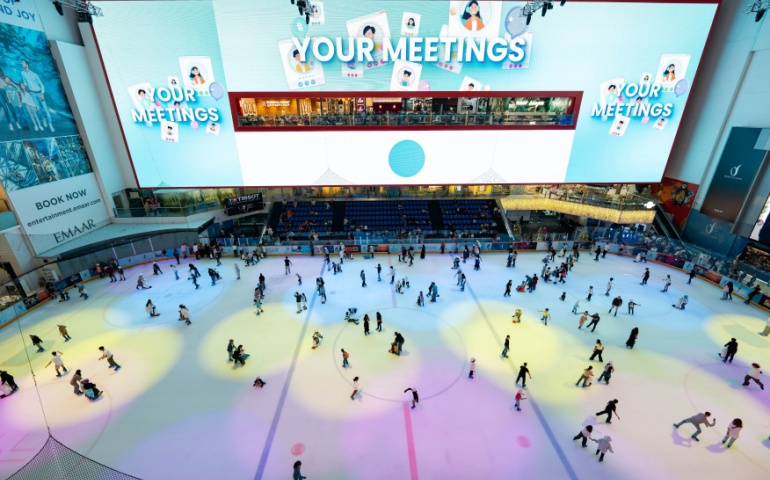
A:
[725, 164, 742, 180]
[704, 222, 717, 236]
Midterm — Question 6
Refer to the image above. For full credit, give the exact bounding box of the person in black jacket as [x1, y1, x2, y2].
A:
[404, 387, 419, 409]
[640, 268, 650, 285]
[596, 399, 620, 424]
[720, 338, 738, 363]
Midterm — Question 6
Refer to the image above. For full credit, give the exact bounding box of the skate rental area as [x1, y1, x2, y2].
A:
[2, 0, 770, 479]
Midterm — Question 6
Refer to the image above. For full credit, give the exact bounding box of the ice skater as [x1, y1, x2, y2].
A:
[136, 274, 152, 290]
[590, 340, 605, 361]
[253, 377, 266, 388]
[688, 270, 697, 285]
[512, 308, 522, 324]
[501, 335, 510, 358]
[468, 358, 476, 378]
[573, 425, 594, 448]
[179, 304, 191, 325]
[45, 351, 68, 377]
[360, 270, 366, 287]
[81, 378, 103, 400]
[673, 294, 688, 310]
[294, 292, 302, 313]
[301, 293, 307, 310]
[576, 366, 594, 387]
[586, 286, 594, 302]
[605, 278, 613, 296]
[673, 411, 715, 441]
[641, 268, 650, 285]
[146, 300, 159, 317]
[0, 370, 19, 395]
[351, 377, 359, 399]
[504, 280, 512, 297]
[98, 346, 121, 370]
[578, 311, 589, 329]
[227, 339, 235, 362]
[296, 273, 302, 286]
[538, 308, 551, 326]
[232, 345, 246, 367]
[516, 363, 531, 387]
[30, 334, 44, 352]
[626, 327, 639, 349]
[152, 262, 162, 275]
[234, 263, 240, 280]
[586, 313, 601, 332]
[572, 300, 581, 314]
[389, 266, 396, 284]
[363, 315, 371, 335]
[171, 264, 179, 280]
[720, 338, 738, 363]
[609, 296, 622, 316]
[284, 256, 292, 275]
[596, 399, 619, 423]
[597, 361, 614, 384]
[77, 284, 88, 300]
[376, 312, 383, 332]
[57, 325, 71, 341]
[593, 436, 614, 462]
[404, 387, 419, 409]
[721, 419, 743, 448]
[312, 331, 323, 349]
[742, 363, 764, 390]
[341, 349, 350, 368]
[70, 369, 82, 394]
[377, 264, 382, 281]
[515, 389, 526, 411]
[662, 275, 671, 292]
[627, 299, 639, 315]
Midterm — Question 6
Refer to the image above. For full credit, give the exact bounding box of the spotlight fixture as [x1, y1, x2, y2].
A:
[746, 0, 770, 22]
[48, 0, 102, 17]
[521, 1, 566, 24]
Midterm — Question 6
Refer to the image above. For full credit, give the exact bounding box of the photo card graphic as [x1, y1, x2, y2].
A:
[178, 56, 214, 96]
[401, 12, 421, 37]
[390, 60, 422, 91]
[346, 10, 392, 69]
[448, 1, 502, 39]
[460, 76, 482, 92]
[598, 77, 624, 109]
[652, 117, 669, 132]
[609, 115, 630, 137]
[309, 2, 325, 26]
[127, 81, 156, 111]
[160, 120, 179, 142]
[656, 54, 691, 92]
[278, 39, 326, 90]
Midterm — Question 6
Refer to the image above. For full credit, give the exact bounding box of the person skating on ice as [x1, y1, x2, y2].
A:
[178, 305, 191, 325]
[376, 264, 382, 281]
[98, 346, 121, 370]
[512, 308, 522, 324]
[363, 314, 371, 336]
[673, 295, 688, 310]
[594, 246, 601, 261]
[720, 338, 738, 363]
[57, 324, 71, 341]
[586, 313, 601, 332]
[376, 312, 383, 332]
[293, 460, 307, 480]
[576, 366, 594, 387]
[295, 273, 301, 286]
[641, 268, 650, 285]
[559, 292, 567, 301]
[572, 300, 581, 314]
[351, 377, 359, 399]
[687, 270, 697, 285]
[627, 299, 639, 315]
[312, 331, 323, 349]
[389, 266, 396, 284]
[227, 339, 235, 362]
[673, 411, 715, 441]
[661, 275, 671, 292]
[538, 308, 551, 326]
[605, 278, 613, 297]
[77, 284, 88, 300]
[504, 280, 512, 297]
[597, 361, 614, 384]
[590, 340, 605, 362]
[609, 296, 622, 316]
[742, 363, 764, 390]
[578, 311, 589, 329]
[515, 389, 526, 411]
[30, 334, 45, 352]
[301, 293, 307, 310]
[760, 317, 770, 336]
[516, 363, 531, 387]
[626, 327, 639, 349]
[81, 378, 103, 400]
[404, 387, 419, 409]
[501, 335, 511, 358]
[136, 274, 152, 290]
[341, 349, 350, 368]
[294, 292, 302, 313]
[152, 262, 163, 275]
[360, 270, 366, 287]
[586, 286, 594, 302]
[253, 377, 266, 388]
[721, 419, 743, 448]
[468, 358, 476, 378]
[171, 264, 180, 280]
[593, 436, 613, 462]
[146, 300, 159, 317]
[0, 370, 19, 395]
[70, 369, 82, 394]
[345, 308, 359, 325]
[45, 351, 68, 377]
[232, 345, 246, 367]
[596, 399, 619, 423]
[573, 425, 594, 447]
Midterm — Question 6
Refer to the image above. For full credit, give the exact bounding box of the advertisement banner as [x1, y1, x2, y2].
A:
[701, 127, 767, 222]
[92, 0, 718, 187]
[8, 174, 110, 254]
[652, 176, 698, 231]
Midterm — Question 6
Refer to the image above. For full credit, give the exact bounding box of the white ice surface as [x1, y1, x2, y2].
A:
[1, 251, 769, 480]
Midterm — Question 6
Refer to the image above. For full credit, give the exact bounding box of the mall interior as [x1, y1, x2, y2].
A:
[1, 0, 770, 479]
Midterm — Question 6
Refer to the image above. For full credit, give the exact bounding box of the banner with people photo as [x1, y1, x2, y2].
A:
[651, 176, 699, 231]
[0, 0, 91, 193]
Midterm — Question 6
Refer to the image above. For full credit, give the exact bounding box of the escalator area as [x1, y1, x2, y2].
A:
[652, 204, 682, 241]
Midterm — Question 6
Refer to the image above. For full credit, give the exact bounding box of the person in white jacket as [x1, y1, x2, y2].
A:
[742, 363, 764, 390]
[760, 317, 770, 336]
[593, 435, 613, 462]
[572, 425, 594, 447]
[722, 419, 743, 448]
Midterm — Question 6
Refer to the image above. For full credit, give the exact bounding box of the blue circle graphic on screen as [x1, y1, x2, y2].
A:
[389, 140, 425, 177]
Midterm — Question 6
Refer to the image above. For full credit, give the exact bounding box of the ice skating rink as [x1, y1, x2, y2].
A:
[1, 251, 769, 479]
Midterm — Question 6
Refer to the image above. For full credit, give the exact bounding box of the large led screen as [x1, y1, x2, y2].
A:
[92, 0, 719, 187]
